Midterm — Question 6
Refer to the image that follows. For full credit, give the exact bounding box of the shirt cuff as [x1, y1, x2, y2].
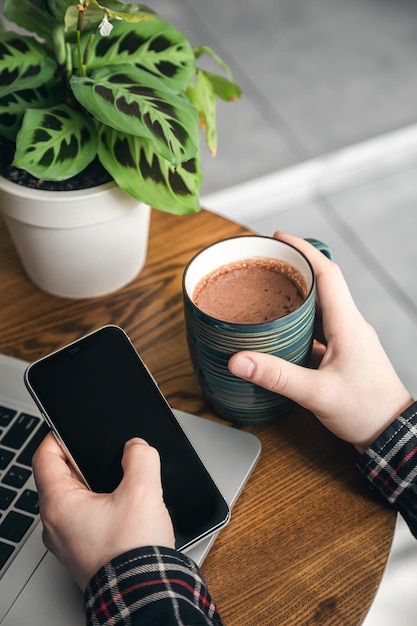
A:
[357, 401, 417, 538]
[84, 546, 223, 626]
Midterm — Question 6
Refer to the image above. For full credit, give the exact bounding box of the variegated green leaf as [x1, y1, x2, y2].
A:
[13, 105, 97, 180]
[0, 81, 63, 140]
[76, 18, 195, 93]
[98, 125, 201, 214]
[70, 65, 199, 166]
[193, 45, 242, 101]
[203, 70, 243, 102]
[0, 33, 57, 98]
[187, 70, 217, 156]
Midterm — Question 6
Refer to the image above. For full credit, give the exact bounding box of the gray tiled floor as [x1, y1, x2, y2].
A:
[153, 0, 417, 194]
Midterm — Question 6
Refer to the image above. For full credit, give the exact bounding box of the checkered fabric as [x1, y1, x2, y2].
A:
[85, 546, 224, 625]
[357, 401, 417, 539]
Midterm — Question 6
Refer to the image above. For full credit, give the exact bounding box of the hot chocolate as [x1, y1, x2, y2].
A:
[192, 258, 307, 324]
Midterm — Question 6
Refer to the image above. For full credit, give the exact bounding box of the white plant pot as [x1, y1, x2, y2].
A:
[0, 176, 151, 298]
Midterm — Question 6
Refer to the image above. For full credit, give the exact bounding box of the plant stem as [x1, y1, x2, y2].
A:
[50, 25, 67, 67]
[64, 42, 73, 81]
[77, 3, 89, 76]
[75, 30, 83, 76]
[82, 34, 96, 72]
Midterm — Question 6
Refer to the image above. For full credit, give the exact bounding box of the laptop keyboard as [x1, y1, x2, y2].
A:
[0, 404, 49, 577]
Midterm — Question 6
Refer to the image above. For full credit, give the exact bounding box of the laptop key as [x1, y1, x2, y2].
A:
[2, 465, 31, 489]
[0, 510, 34, 544]
[15, 489, 39, 515]
[0, 486, 17, 510]
[1, 413, 40, 449]
[0, 447, 14, 470]
[0, 406, 17, 428]
[0, 510, 34, 543]
[17, 421, 49, 467]
[0, 541, 15, 569]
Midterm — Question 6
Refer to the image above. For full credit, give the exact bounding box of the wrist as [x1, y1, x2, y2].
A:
[358, 393, 414, 454]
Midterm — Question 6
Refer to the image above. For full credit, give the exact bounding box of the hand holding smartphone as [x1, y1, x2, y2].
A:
[25, 325, 230, 552]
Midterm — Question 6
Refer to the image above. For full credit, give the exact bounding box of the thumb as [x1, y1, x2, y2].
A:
[120, 438, 162, 492]
[228, 351, 320, 409]
[116, 438, 175, 550]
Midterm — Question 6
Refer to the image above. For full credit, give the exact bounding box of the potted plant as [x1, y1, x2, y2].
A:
[0, 0, 241, 298]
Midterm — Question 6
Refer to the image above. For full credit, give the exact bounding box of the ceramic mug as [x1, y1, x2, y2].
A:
[182, 235, 332, 425]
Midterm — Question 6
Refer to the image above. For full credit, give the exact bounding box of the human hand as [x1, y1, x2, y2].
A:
[228, 232, 414, 452]
[32, 433, 175, 590]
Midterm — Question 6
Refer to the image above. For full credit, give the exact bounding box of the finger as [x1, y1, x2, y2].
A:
[115, 439, 175, 552]
[119, 438, 162, 493]
[273, 232, 363, 336]
[34, 430, 64, 459]
[273, 231, 334, 274]
[229, 350, 325, 410]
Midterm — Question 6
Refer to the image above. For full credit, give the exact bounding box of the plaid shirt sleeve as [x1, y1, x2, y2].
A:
[84, 546, 224, 626]
[357, 401, 417, 539]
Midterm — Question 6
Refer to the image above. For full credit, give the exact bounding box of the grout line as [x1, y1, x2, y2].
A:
[201, 123, 417, 222]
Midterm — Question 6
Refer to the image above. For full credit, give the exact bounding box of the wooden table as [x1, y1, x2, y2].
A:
[0, 208, 395, 625]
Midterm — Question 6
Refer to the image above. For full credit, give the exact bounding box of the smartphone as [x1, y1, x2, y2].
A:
[24, 325, 230, 552]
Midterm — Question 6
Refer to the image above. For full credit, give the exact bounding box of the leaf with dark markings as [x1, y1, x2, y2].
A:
[0, 33, 57, 98]
[13, 105, 97, 180]
[75, 18, 195, 93]
[0, 81, 63, 140]
[71, 64, 199, 166]
[98, 124, 201, 214]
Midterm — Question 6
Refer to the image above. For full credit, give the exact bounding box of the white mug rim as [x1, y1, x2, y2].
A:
[182, 235, 315, 327]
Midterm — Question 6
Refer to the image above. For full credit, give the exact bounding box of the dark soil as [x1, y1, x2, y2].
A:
[0, 137, 112, 191]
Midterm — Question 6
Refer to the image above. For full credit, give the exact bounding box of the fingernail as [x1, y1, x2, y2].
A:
[231, 356, 255, 379]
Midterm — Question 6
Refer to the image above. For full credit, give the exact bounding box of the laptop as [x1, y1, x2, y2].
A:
[0, 353, 261, 625]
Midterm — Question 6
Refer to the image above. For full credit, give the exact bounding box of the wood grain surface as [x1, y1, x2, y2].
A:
[0, 208, 395, 625]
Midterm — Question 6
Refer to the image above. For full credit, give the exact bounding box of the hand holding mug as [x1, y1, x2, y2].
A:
[229, 232, 413, 451]
[183, 235, 331, 425]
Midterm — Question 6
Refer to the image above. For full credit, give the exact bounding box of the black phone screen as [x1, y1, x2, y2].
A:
[25, 325, 229, 551]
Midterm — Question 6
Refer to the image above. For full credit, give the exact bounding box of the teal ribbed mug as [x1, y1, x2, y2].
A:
[182, 235, 332, 425]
